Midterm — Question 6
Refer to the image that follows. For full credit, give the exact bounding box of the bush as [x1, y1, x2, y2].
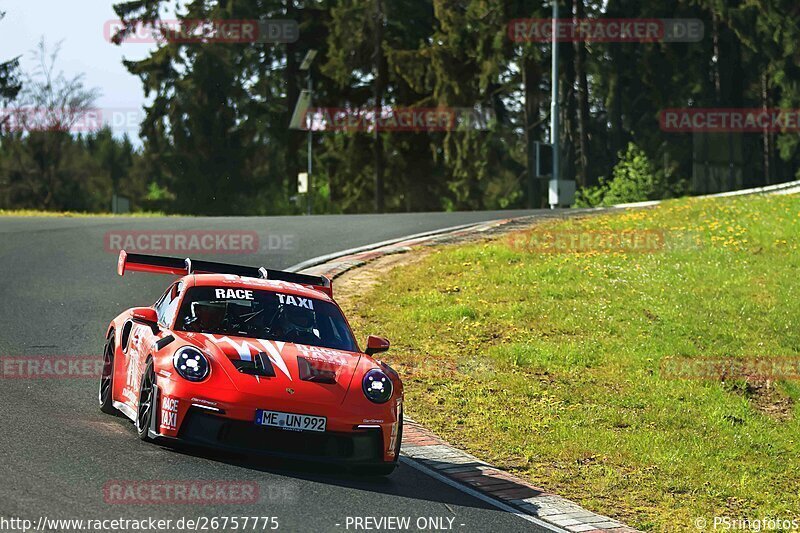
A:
[575, 143, 669, 207]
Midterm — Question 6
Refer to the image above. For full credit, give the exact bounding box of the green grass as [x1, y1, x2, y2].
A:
[341, 194, 800, 531]
[0, 209, 168, 217]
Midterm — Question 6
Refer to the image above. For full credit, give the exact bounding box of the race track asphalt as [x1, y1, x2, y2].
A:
[0, 211, 558, 533]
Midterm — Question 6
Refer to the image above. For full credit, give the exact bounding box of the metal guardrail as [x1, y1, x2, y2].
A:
[611, 178, 800, 209]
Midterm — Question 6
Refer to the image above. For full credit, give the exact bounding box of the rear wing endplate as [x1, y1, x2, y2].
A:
[117, 250, 332, 297]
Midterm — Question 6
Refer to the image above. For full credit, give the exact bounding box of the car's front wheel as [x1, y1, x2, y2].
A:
[136, 359, 156, 441]
[99, 335, 118, 415]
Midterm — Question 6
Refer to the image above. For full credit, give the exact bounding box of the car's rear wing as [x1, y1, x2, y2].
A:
[117, 250, 333, 297]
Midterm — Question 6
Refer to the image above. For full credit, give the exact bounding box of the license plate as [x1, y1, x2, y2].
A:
[255, 410, 327, 432]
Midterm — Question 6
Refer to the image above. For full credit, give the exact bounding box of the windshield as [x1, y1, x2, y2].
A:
[174, 286, 357, 352]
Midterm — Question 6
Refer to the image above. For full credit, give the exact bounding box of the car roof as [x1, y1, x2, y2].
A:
[180, 273, 334, 302]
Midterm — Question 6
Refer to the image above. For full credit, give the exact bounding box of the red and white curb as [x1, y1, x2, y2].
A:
[293, 218, 640, 533]
[400, 421, 636, 532]
[291, 218, 514, 278]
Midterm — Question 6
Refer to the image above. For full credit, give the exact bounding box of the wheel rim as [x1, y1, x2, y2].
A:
[137, 367, 154, 433]
[99, 340, 113, 405]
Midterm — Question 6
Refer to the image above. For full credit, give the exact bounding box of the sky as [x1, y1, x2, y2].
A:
[0, 0, 172, 143]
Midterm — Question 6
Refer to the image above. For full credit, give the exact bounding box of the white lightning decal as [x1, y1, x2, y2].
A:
[204, 334, 293, 381]
[257, 339, 292, 381]
[203, 334, 258, 362]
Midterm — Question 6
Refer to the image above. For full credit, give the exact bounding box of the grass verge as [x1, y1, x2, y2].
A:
[340, 194, 800, 531]
[0, 209, 167, 217]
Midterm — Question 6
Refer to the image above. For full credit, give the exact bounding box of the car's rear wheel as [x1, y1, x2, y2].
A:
[99, 335, 118, 415]
[136, 359, 156, 441]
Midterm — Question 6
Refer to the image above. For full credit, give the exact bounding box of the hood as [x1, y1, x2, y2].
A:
[172, 331, 362, 405]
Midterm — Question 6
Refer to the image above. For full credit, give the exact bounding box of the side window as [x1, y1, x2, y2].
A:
[120, 320, 133, 353]
[157, 282, 183, 327]
[153, 286, 172, 318]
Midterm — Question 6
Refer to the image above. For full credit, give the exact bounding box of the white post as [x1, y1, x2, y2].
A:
[550, 0, 560, 208]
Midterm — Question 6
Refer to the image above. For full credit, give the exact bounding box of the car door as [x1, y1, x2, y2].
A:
[120, 283, 182, 412]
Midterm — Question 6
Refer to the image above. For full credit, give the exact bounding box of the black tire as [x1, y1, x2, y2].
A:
[99, 335, 118, 415]
[136, 359, 156, 441]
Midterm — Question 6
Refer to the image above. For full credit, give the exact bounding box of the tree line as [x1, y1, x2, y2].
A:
[1, 1, 798, 215]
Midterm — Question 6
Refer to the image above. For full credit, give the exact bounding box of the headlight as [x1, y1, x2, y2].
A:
[173, 346, 210, 382]
[362, 369, 393, 404]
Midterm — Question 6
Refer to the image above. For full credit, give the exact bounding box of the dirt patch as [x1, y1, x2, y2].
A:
[748, 381, 794, 421]
[328, 211, 598, 303]
[334, 249, 432, 304]
[726, 379, 794, 421]
[331, 213, 591, 298]
[79, 418, 131, 436]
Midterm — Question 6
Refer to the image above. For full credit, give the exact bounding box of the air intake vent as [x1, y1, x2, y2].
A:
[298, 357, 337, 384]
[232, 352, 276, 377]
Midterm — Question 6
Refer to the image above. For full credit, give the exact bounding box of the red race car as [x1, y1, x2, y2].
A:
[100, 251, 403, 475]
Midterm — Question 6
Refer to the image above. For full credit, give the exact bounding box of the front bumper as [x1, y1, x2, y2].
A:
[176, 408, 387, 465]
[150, 378, 401, 466]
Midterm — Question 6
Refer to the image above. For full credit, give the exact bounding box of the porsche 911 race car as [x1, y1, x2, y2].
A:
[100, 251, 403, 475]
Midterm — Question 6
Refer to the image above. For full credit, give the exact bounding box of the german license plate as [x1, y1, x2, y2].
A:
[255, 410, 326, 432]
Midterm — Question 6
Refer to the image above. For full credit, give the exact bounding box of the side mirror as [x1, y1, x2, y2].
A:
[132, 307, 159, 334]
[365, 335, 390, 356]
